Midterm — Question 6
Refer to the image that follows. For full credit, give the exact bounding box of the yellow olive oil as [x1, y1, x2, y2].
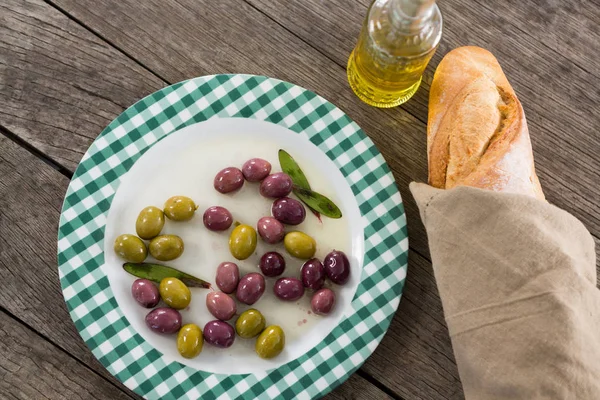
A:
[347, 0, 442, 108]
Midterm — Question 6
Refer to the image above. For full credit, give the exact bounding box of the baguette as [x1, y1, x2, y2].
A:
[427, 46, 544, 200]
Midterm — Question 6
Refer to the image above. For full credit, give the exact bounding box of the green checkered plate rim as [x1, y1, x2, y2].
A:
[57, 74, 408, 399]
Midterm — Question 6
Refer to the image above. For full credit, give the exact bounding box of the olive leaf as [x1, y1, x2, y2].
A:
[279, 149, 322, 221]
[123, 262, 211, 288]
[278, 149, 311, 190]
[293, 186, 343, 219]
[279, 149, 343, 219]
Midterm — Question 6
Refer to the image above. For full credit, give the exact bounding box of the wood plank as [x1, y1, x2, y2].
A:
[0, 0, 165, 170]
[471, 0, 600, 77]
[0, 310, 133, 400]
[244, 0, 600, 258]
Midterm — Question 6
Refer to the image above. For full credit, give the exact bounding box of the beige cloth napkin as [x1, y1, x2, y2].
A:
[409, 183, 600, 399]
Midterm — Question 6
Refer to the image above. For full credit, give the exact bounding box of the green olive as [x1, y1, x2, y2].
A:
[135, 206, 165, 239]
[149, 234, 184, 261]
[164, 196, 197, 221]
[159, 277, 191, 309]
[177, 323, 203, 358]
[255, 325, 285, 359]
[229, 224, 257, 260]
[114, 234, 147, 263]
[236, 309, 266, 339]
[284, 232, 316, 259]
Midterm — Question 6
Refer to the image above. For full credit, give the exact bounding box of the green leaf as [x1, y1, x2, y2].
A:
[279, 149, 322, 221]
[293, 187, 343, 219]
[123, 262, 211, 288]
[279, 149, 311, 189]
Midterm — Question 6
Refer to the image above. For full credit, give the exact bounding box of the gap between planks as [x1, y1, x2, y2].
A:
[0, 123, 73, 179]
[356, 369, 406, 400]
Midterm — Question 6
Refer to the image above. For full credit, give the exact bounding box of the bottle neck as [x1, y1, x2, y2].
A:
[390, 0, 436, 30]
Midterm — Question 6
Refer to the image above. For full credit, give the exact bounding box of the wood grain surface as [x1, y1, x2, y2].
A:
[0, 311, 133, 400]
[1, 0, 598, 399]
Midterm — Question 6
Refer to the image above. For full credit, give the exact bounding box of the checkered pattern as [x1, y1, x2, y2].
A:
[57, 75, 408, 399]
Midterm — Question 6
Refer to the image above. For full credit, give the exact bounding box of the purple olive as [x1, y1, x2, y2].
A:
[324, 250, 350, 285]
[131, 278, 160, 308]
[214, 167, 244, 194]
[215, 262, 240, 294]
[242, 158, 272, 182]
[203, 320, 235, 348]
[301, 259, 325, 290]
[311, 288, 336, 315]
[273, 277, 305, 301]
[257, 216, 285, 244]
[203, 206, 233, 231]
[260, 173, 293, 198]
[259, 252, 286, 277]
[236, 273, 266, 305]
[272, 197, 306, 225]
[145, 307, 182, 334]
[206, 291, 237, 321]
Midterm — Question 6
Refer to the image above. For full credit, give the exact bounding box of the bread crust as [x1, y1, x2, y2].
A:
[428, 46, 544, 200]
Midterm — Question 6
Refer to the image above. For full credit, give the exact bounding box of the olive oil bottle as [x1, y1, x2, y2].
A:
[347, 0, 442, 108]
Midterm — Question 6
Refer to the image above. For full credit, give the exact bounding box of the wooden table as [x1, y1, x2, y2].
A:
[1, 1, 598, 398]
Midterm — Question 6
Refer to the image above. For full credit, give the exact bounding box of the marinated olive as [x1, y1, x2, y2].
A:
[259, 252, 286, 277]
[214, 167, 244, 194]
[164, 196, 197, 221]
[301, 258, 325, 290]
[284, 232, 316, 259]
[256, 216, 285, 244]
[229, 224, 257, 260]
[273, 277, 304, 301]
[159, 277, 191, 309]
[177, 324, 203, 359]
[255, 325, 285, 359]
[131, 278, 160, 308]
[215, 262, 240, 294]
[206, 291, 237, 321]
[236, 273, 265, 305]
[203, 206, 233, 231]
[324, 250, 350, 285]
[311, 288, 336, 315]
[149, 234, 184, 261]
[145, 307, 182, 334]
[203, 320, 235, 348]
[259, 173, 293, 198]
[235, 309, 266, 339]
[242, 158, 271, 182]
[272, 197, 306, 225]
[114, 234, 147, 263]
[135, 206, 165, 239]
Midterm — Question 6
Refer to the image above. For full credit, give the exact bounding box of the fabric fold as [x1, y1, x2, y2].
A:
[409, 182, 600, 399]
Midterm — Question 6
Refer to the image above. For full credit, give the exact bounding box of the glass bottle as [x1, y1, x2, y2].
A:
[347, 0, 442, 108]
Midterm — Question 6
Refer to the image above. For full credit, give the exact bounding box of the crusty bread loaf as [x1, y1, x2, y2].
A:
[427, 46, 545, 200]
